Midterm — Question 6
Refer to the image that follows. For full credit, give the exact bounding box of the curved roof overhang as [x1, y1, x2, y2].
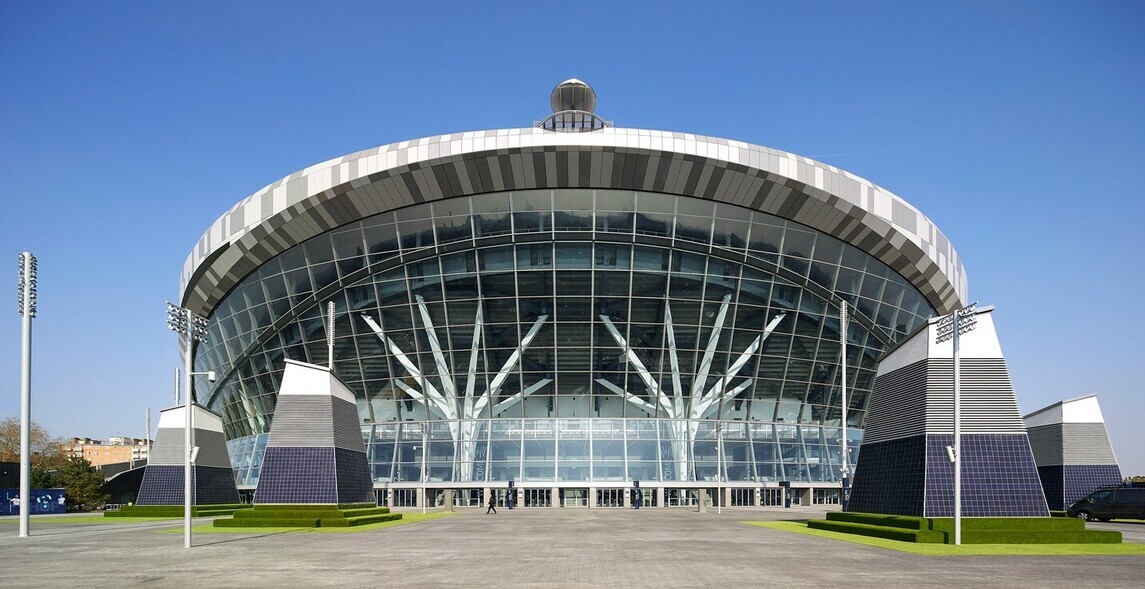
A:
[181, 127, 967, 317]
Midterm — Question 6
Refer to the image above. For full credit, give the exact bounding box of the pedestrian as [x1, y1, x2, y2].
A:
[486, 493, 497, 514]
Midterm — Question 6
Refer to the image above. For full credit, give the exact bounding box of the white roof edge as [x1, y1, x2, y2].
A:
[181, 126, 967, 308]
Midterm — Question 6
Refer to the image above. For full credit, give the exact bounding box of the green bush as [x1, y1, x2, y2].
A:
[926, 517, 1086, 533]
[809, 515, 1122, 544]
[826, 512, 927, 530]
[808, 519, 943, 543]
[106, 504, 252, 518]
[213, 504, 401, 528]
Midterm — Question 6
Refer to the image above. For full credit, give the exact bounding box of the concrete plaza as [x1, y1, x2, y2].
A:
[1, 507, 1143, 588]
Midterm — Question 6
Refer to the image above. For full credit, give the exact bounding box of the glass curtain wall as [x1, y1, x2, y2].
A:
[202, 189, 932, 487]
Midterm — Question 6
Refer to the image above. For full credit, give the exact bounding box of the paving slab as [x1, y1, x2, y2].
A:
[1, 507, 1143, 588]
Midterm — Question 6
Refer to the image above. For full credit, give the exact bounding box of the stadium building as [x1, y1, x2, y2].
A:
[180, 80, 967, 508]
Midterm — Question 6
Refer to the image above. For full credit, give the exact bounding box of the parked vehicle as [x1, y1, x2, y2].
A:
[1067, 487, 1145, 522]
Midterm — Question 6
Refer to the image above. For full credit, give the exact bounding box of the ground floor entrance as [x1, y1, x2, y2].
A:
[371, 483, 833, 509]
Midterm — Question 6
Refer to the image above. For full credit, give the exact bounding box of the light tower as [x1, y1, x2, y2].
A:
[935, 302, 978, 546]
[166, 301, 209, 548]
[17, 252, 37, 538]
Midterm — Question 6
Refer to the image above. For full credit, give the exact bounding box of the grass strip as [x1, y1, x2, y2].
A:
[161, 511, 455, 534]
[0, 516, 182, 524]
[745, 521, 1145, 556]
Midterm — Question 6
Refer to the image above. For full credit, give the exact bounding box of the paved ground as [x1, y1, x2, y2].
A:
[1, 507, 1143, 588]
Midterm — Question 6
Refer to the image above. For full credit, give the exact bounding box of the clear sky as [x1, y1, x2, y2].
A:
[2, 2, 1142, 474]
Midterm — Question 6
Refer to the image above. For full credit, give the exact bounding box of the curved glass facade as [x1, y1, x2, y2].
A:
[194, 189, 934, 488]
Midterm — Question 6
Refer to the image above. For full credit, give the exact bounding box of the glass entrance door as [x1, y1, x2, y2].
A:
[562, 488, 588, 507]
[731, 488, 754, 506]
[524, 488, 552, 507]
[596, 488, 624, 507]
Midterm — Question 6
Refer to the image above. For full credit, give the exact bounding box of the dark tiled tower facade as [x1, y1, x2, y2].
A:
[1025, 395, 1122, 510]
[253, 359, 373, 504]
[848, 307, 1049, 517]
[137, 405, 241, 505]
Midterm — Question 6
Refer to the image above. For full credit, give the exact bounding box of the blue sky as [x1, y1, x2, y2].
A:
[2, 2, 1143, 474]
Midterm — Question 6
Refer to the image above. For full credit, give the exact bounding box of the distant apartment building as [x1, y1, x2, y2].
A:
[64, 437, 150, 467]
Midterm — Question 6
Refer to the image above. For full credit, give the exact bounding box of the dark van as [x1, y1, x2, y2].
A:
[1067, 487, 1145, 522]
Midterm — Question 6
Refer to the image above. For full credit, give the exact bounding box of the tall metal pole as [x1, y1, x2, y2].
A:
[840, 301, 849, 509]
[326, 301, 335, 371]
[422, 426, 428, 515]
[716, 421, 723, 515]
[168, 302, 207, 549]
[935, 302, 975, 547]
[952, 311, 962, 546]
[183, 308, 194, 549]
[17, 252, 37, 538]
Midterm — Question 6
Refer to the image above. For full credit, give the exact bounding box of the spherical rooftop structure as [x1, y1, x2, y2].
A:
[550, 78, 596, 113]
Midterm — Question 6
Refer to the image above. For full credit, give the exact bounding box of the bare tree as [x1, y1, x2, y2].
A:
[0, 417, 66, 469]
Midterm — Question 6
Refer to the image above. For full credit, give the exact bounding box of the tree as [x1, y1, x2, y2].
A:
[0, 417, 67, 469]
[53, 457, 108, 511]
[30, 466, 56, 489]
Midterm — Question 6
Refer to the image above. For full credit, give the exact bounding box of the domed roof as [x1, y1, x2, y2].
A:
[550, 78, 596, 113]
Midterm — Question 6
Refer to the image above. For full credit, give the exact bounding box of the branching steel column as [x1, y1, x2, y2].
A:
[598, 302, 786, 481]
[361, 309, 549, 481]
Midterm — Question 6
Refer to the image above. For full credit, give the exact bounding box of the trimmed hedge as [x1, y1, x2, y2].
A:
[212, 503, 401, 528]
[825, 512, 928, 530]
[955, 530, 1121, 544]
[317, 514, 403, 527]
[214, 517, 322, 528]
[249, 503, 375, 511]
[105, 504, 252, 518]
[808, 519, 944, 543]
[806, 512, 1123, 545]
[927, 517, 1085, 532]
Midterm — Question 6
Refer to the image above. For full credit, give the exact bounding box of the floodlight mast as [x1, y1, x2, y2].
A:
[935, 302, 977, 546]
[17, 252, 37, 538]
[839, 300, 849, 509]
[166, 302, 208, 549]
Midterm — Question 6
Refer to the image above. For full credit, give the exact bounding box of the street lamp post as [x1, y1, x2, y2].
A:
[17, 252, 37, 538]
[839, 301, 850, 510]
[419, 425, 428, 514]
[935, 302, 977, 546]
[167, 302, 209, 549]
[715, 421, 723, 515]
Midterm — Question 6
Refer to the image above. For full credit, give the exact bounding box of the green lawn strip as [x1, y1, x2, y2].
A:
[161, 511, 455, 534]
[745, 521, 1145, 556]
[0, 516, 181, 524]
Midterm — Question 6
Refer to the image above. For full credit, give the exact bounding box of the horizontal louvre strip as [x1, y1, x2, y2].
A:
[864, 359, 929, 444]
[267, 396, 336, 447]
[925, 359, 1026, 434]
[332, 396, 368, 452]
[1026, 425, 1064, 466]
[1061, 423, 1119, 464]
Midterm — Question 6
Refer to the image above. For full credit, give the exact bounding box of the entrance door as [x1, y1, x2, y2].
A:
[524, 489, 552, 507]
[596, 488, 624, 507]
[665, 488, 698, 507]
[731, 488, 754, 506]
[562, 488, 588, 507]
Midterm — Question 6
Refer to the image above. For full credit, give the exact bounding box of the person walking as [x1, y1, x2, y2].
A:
[486, 493, 498, 514]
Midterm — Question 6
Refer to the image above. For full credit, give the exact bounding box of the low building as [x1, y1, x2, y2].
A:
[63, 437, 150, 467]
[1024, 395, 1122, 510]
